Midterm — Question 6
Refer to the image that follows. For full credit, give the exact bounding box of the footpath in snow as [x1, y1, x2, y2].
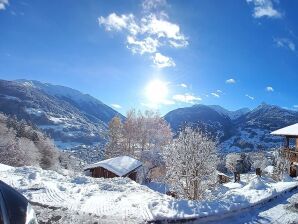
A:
[0, 163, 297, 223]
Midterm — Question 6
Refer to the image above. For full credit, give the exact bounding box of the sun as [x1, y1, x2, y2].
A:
[145, 79, 169, 104]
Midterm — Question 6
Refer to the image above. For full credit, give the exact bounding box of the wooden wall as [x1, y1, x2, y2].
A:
[91, 167, 118, 178]
[90, 167, 138, 181]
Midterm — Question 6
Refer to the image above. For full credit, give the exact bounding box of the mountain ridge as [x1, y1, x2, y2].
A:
[0, 79, 124, 149]
[164, 103, 298, 153]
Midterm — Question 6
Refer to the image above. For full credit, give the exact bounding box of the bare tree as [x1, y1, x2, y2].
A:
[105, 109, 172, 158]
[105, 116, 124, 159]
[164, 127, 218, 200]
[122, 109, 139, 156]
[104, 110, 172, 182]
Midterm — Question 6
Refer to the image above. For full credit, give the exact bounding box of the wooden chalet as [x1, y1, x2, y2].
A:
[271, 123, 298, 177]
[84, 156, 142, 181]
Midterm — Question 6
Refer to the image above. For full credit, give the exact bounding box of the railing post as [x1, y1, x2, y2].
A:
[285, 136, 290, 148]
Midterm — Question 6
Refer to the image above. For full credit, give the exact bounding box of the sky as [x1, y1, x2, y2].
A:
[0, 0, 298, 115]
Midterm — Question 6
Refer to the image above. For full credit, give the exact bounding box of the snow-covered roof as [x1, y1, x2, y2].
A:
[84, 156, 142, 177]
[271, 123, 298, 136]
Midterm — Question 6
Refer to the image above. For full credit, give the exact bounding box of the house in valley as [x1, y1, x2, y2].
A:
[271, 123, 298, 177]
[84, 156, 142, 181]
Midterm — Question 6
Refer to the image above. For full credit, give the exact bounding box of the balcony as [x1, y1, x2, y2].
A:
[282, 148, 298, 163]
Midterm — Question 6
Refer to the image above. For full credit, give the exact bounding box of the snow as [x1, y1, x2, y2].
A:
[243, 176, 269, 190]
[0, 163, 12, 171]
[146, 182, 169, 194]
[84, 156, 142, 177]
[271, 123, 298, 136]
[47, 116, 64, 124]
[0, 164, 297, 223]
[264, 165, 274, 174]
[0, 94, 21, 101]
[211, 188, 298, 224]
[25, 107, 44, 116]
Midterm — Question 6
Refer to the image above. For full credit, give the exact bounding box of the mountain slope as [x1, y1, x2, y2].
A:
[16, 80, 120, 124]
[165, 103, 298, 153]
[219, 103, 298, 153]
[208, 105, 250, 120]
[164, 104, 235, 142]
[0, 79, 124, 148]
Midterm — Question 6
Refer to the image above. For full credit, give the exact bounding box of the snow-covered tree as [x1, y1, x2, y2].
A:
[252, 152, 270, 171]
[225, 153, 240, 173]
[225, 153, 252, 174]
[35, 137, 59, 169]
[0, 113, 60, 169]
[164, 127, 218, 200]
[272, 148, 291, 181]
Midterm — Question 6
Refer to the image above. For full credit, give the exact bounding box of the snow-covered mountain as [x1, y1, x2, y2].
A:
[164, 104, 235, 142]
[0, 79, 124, 149]
[165, 103, 298, 153]
[208, 105, 250, 120]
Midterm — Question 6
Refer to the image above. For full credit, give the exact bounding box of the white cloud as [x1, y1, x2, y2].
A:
[111, 104, 122, 109]
[127, 35, 159, 54]
[142, 0, 167, 11]
[246, 0, 281, 19]
[173, 93, 202, 104]
[0, 0, 8, 10]
[226, 78, 236, 84]
[179, 83, 187, 88]
[211, 92, 220, 98]
[98, 0, 188, 68]
[266, 86, 274, 92]
[245, 94, 255, 100]
[98, 13, 136, 32]
[274, 38, 295, 52]
[152, 52, 175, 68]
[293, 105, 298, 108]
[210, 90, 223, 98]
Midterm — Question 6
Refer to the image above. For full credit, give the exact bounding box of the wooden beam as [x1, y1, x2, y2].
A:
[285, 136, 290, 148]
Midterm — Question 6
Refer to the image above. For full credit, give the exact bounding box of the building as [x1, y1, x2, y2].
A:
[84, 156, 142, 181]
[271, 123, 298, 177]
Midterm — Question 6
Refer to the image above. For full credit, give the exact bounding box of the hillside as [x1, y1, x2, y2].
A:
[165, 103, 298, 153]
[0, 80, 124, 149]
[164, 104, 235, 142]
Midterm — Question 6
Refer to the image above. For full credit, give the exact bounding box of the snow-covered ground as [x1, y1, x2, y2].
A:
[208, 188, 298, 224]
[0, 164, 297, 223]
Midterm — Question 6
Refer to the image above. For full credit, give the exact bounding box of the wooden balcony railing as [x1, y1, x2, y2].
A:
[282, 148, 298, 163]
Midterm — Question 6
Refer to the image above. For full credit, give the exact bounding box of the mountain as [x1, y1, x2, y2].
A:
[208, 105, 250, 120]
[164, 104, 235, 142]
[165, 103, 298, 153]
[0, 79, 124, 149]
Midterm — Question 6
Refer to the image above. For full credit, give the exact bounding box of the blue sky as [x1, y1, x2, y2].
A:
[0, 0, 297, 115]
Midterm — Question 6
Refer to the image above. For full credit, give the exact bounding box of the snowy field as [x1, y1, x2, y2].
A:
[0, 163, 297, 223]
